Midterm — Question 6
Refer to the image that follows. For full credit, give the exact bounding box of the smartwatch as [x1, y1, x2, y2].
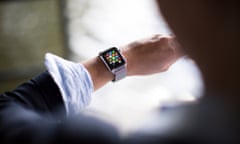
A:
[99, 47, 127, 82]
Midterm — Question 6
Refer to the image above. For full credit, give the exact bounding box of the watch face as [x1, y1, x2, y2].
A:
[101, 47, 126, 70]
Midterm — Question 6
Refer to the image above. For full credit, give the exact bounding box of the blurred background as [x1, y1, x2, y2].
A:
[0, 0, 66, 92]
[0, 0, 203, 133]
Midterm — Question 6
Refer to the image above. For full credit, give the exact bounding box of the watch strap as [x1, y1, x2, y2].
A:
[113, 66, 127, 82]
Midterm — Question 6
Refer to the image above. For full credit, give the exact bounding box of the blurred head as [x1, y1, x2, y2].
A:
[155, 0, 240, 98]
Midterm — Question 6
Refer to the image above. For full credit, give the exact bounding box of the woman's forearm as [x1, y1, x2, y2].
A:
[82, 34, 184, 91]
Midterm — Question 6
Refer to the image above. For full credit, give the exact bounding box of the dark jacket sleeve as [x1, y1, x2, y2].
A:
[0, 71, 66, 116]
[0, 72, 119, 144]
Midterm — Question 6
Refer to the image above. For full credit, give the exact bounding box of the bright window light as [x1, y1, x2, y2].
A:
[66, 0, 204, 131]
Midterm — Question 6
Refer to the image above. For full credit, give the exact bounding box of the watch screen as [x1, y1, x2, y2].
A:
[101, 47, 125, 69]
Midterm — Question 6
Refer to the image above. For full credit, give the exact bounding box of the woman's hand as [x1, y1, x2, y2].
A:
[121, 34, 184, 76]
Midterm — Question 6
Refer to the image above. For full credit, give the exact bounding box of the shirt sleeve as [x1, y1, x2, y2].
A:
[44, 53, 94, 116]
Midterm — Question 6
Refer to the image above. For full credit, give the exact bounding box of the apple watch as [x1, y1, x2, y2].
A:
[99, 47, 127, 82]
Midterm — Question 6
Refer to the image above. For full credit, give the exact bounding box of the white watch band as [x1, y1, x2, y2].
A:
[113, 66, 127, 81]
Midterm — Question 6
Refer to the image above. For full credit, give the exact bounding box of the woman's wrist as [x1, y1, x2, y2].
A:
[83, 56, 114, 91]
[120, 46, 133, 76]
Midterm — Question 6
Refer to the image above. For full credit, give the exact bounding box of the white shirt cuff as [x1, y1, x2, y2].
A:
[44, 53, 94, 115]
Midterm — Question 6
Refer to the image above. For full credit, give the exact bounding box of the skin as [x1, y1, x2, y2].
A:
[83, 35, 184, 90]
